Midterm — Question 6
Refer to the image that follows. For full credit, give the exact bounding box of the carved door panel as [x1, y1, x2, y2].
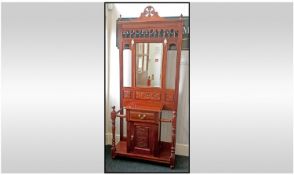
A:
[129, 122, 158, 155]
[133, 123, 152, 155]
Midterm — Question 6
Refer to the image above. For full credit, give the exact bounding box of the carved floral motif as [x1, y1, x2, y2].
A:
[123, 90, 131, 99]
[135, 91, 161, 100]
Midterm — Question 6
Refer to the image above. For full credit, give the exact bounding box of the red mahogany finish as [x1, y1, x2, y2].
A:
[110, 6, 184, 168]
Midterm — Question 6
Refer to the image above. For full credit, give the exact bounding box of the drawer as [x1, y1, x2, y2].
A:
[129, 111, 157, 123]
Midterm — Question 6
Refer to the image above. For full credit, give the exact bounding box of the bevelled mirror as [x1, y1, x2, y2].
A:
[136, 43, 163, 87]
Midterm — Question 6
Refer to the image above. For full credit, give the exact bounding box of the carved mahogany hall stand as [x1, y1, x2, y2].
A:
[110, 6, 186, 169]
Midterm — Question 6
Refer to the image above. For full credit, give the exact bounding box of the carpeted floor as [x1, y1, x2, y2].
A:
[105, 145, 189, 173]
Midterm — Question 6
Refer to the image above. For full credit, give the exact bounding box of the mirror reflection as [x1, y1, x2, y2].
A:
[136, 43, 163, 87]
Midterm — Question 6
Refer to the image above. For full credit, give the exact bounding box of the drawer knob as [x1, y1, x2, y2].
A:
[138, 114, 146, 119]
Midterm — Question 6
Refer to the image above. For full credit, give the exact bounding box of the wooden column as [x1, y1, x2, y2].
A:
[131, 39, 136, 87]
[111, 106, 116, 159]
[162, 38, 168, 90]
[174, 19, 184, 109]
[161, 39, 168, 104]
[119, 40, 124, 141]
[170, 111, 177, 168]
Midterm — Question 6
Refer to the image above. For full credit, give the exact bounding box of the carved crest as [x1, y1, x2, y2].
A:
[138, 6, 163, 21]
[142, 6, 157, 17]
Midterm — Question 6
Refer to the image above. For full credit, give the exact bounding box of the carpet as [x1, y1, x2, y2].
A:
[105, 145, 189, 173]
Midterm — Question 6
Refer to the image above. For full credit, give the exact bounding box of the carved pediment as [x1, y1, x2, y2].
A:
[136, 6, 164, 21]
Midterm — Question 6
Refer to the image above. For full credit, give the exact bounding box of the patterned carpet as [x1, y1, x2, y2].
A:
[105, 145, 189, 173]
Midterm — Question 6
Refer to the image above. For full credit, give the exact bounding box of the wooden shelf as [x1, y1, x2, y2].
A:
[115, 141, 171, 164]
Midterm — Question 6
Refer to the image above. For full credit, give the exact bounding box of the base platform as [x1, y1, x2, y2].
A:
[114, 141, 172, 165]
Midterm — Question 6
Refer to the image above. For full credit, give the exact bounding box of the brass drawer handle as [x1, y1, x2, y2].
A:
[138, 114, 146, 119]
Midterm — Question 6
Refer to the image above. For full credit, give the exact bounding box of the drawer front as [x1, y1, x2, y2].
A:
[130, 111, 157, 123]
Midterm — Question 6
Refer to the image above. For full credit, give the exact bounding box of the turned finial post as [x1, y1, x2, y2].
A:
[111, 106, 116, 158]
[170, 111, 177, 168]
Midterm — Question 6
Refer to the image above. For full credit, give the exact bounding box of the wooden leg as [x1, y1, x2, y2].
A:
[111, 106, 116, 159]
[170, 111, 177, 169]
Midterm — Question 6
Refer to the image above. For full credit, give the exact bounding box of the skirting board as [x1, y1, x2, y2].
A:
[105, 133, 189, 156]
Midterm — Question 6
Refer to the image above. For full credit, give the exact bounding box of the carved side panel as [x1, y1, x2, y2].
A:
[135, 91, 161, 100]
[165, 91, 175, 102]
[123, 90, 132, 99]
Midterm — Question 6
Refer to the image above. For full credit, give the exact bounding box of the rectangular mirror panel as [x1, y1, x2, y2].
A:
[136, 43, 163, 88]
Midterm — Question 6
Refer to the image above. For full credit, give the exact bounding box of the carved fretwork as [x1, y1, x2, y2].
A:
[165, 92, 175, 102]
[135, 91, 161, 101]
[116, 17, 189, 49]
[123, 90, 131, 99]
[122, 29, 179, 39]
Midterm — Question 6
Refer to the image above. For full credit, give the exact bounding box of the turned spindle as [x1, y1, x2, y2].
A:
[111, 106, 116, 158]
[170, 111, 177, 168]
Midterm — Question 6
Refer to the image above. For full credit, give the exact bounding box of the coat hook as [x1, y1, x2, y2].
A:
[131, 39, 134, 46]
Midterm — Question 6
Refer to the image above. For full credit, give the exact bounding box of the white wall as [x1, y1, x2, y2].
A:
[105, 4, 121, 140]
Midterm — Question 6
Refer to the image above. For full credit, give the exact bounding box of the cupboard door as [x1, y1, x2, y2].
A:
[130, 122, 158, 155]
[134, 125, 150, 148]
[133, 123, 152, 155]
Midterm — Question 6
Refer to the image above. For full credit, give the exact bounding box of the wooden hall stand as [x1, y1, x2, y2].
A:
[110, 6, 185, 169]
